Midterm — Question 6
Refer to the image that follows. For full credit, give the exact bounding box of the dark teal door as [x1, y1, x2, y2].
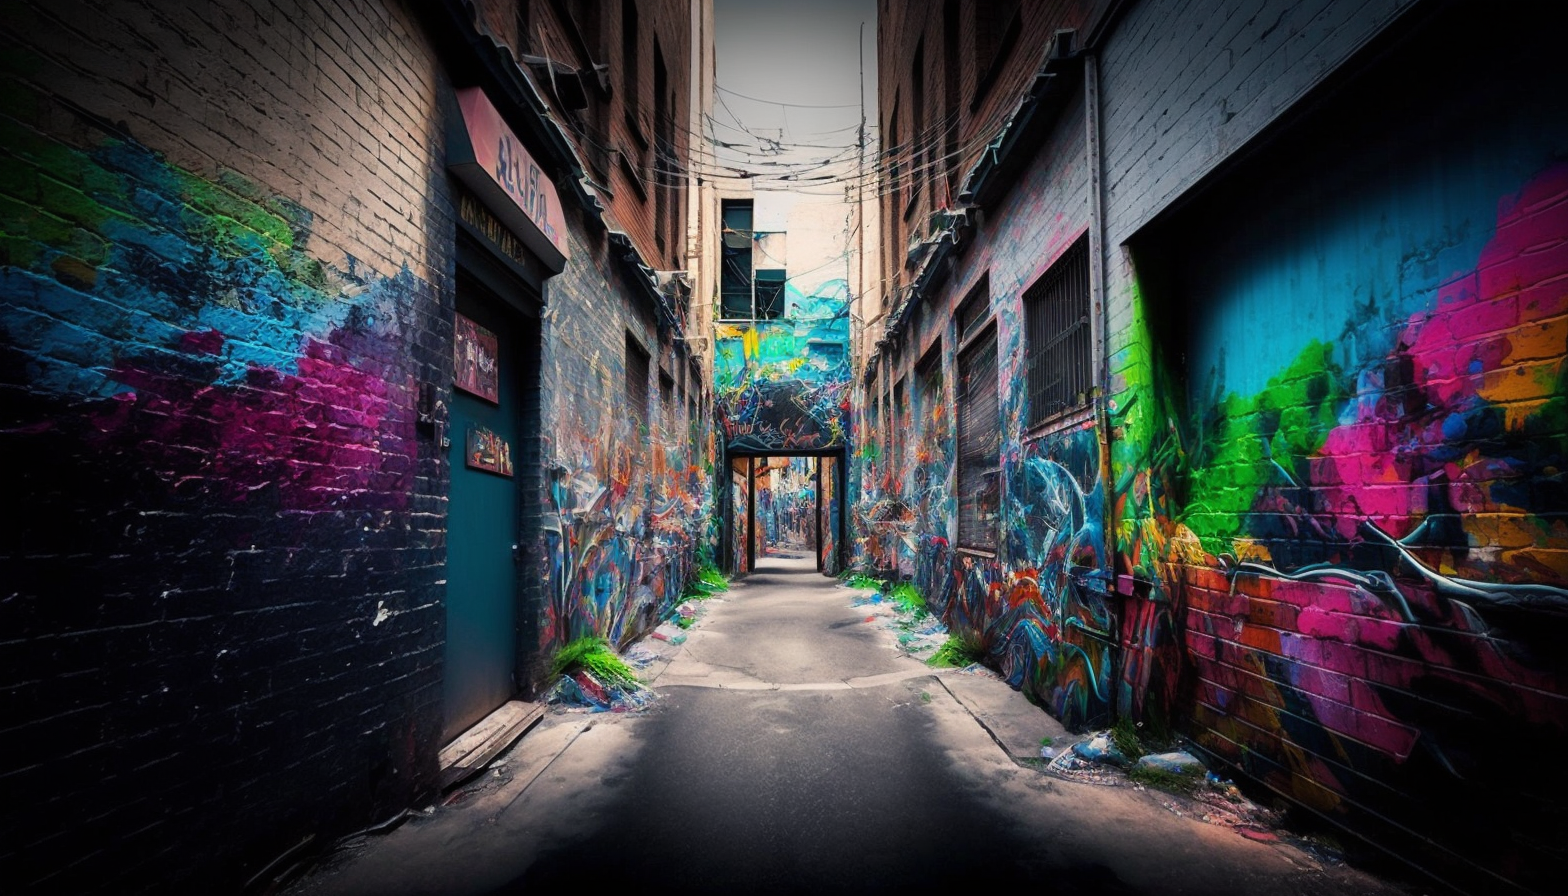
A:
[444, 279, 522, 741]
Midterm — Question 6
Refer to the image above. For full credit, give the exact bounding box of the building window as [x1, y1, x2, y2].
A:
[892, 375, 906, 472]
[973, 0, 1021, 107]
[654, 41, 674, 260]
[718, 202, 784, 321]
[956, 273, 989, 341]
[942, 0, 960, 200]
[917, 339, 942, 429]
[515, 0, 532, 51]
[720, 199, 753, 319]
[754, 269, 786, 319]
[1024, 235, 1092, 426]
[957, 326, 998, 551]
[626, 332, 649, 435]
[621, 0, 640, 122]
[660, 370, 675, 431]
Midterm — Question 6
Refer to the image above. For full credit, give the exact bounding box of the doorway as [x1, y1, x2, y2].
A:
[443, 272, 539, 742]
[725, 452, 845, 576]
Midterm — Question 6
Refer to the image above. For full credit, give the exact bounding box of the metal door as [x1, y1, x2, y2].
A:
[443, 279, 521, 742]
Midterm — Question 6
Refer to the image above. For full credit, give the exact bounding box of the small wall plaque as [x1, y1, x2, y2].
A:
[454, 313, 499, 403]
[465, 424, 513, 477]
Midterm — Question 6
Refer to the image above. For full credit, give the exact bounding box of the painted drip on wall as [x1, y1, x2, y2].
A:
[715, 278, 851, 453]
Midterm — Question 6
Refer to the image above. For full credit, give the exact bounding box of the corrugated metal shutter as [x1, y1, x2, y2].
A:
[957, 327, 999, 550]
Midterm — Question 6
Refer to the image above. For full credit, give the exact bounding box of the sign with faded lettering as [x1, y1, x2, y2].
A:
[450, 87, 568, 272]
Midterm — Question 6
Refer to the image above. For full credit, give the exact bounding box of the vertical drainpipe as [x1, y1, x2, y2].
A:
[1084, 43, 1122, 724]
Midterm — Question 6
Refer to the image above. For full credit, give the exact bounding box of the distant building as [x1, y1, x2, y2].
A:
[700, 187, 853, 572]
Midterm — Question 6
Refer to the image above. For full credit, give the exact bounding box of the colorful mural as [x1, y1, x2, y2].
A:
[0, 70, 445, 891]
[0, 120, 422, 513]
[714, 278, 851, 453]
[1111, 150, 1568, 887]
[537, 321, 709, 651]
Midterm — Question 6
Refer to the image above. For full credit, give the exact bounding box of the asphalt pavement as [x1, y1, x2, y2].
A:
[288, 553, 1412, 896]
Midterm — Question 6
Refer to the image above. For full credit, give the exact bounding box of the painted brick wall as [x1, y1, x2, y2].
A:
[0, 1, 452, 891]
[532, 216, 708, 657]
[1, 0, 713, 891]
[1103, 2, 1568, 890]
[859, 48, 1113, 727]
[861, 0, 1567, 887]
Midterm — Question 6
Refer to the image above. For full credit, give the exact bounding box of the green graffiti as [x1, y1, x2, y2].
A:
[1180, 341, 1343, 553]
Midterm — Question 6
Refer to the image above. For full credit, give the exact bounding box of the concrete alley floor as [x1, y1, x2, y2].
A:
[288, 555, 1413, 896]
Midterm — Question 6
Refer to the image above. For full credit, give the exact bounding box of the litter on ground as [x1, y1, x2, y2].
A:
[546, 669, 656, 713]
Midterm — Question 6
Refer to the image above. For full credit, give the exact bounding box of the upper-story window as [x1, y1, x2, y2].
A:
[718, 200, 786, 321]
[973, 0, 1021, 108]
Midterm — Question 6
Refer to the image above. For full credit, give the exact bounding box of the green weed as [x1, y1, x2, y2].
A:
[684, 564, 729, 600]
[889, 582, 927, 617]
[1111, 717, 1145, 761]
[550, 636, 639, 689]
[927, 634, 984, 668]
[1128, 764, 1202, 794]
[844, 573, 884, 590]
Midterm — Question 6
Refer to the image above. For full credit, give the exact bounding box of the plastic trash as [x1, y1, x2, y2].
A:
[651, 622, 687, 644]
[1072, 732, 1132, 767]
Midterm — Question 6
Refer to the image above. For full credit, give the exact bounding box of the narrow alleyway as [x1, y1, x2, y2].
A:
[290, 558, 1406, 896]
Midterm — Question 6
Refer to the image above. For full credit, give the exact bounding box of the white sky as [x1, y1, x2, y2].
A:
[711, 0, 878, 198]
[711, 0, 879, 297]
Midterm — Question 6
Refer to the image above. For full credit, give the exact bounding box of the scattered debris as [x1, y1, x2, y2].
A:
[847, 581, 952, 662]
[650, 621, 687, 644]
[1072, 731, 1133, 768]
[956, 662, 1000, 679]
[620, 643, 663, 670]
[546, 669, 656, 713]
[1045, 748, 1123, 786]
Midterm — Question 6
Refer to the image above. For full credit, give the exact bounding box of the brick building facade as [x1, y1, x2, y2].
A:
[1, 0, 710, 891]
[862, 0, 1568, 891]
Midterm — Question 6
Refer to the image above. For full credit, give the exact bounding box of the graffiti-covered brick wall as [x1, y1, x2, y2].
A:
[0, 1, 451, 891]
[859, 69, 1113, 728]
[533, 227, 710, 658]
[1103, 1, 1568, 889]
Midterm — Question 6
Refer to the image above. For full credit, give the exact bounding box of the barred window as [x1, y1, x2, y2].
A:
[1025, 236, 1091, 426]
